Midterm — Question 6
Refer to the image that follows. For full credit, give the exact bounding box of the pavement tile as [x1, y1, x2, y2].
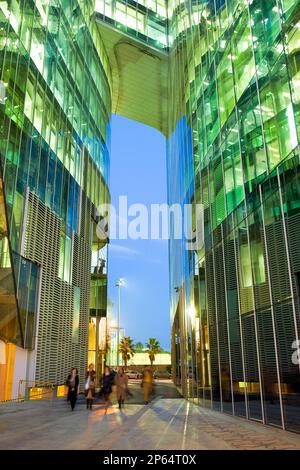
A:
[1, 394, 300, 450]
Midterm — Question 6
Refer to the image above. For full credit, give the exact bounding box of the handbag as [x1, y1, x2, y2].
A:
[85, 375, 91, 391]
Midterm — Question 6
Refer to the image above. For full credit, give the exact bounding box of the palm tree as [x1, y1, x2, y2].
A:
[146, 338, 161, 367]
[135, 341, 144, 351]
[118, 336, 135, 369]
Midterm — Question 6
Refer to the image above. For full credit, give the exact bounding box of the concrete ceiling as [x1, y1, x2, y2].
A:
[96, 19, 169, 136]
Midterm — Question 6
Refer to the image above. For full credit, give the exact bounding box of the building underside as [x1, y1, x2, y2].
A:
[1, 0, 300, 436]
[96, 19, 169, 135]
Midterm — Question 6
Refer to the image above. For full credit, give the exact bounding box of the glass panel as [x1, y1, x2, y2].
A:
[0, 164, 20, 345]
[217, 44, 235, 127]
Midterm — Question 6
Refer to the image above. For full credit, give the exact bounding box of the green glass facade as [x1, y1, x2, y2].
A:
[95, 0, 168, 49]
[168, 0, 300, 433]
[0, 0, 111, 387]
[0, 159, 22, 347]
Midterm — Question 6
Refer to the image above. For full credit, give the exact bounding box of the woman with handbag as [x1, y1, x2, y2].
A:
[85, 363, 96, 410]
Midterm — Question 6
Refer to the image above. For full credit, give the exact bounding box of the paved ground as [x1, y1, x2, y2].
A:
[1, 382, 300, 450]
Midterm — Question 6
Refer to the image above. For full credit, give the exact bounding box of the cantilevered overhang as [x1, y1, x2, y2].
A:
[95, 17, 169, 136]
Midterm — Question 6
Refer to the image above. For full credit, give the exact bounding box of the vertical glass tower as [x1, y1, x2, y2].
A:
[168, 0, 300, 434]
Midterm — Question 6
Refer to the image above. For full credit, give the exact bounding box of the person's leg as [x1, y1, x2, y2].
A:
[70, 393, 76, 410]
[144, 384, 149, 404]
[90, 399, 93, 409]
[118, 398, 121, 409]
[149, 386, 153, 402]
[73, 394, 77, 410]
[86, 398, 89, 409]
[105, 393, 111, 414]
[146, 384, 152, 403]
[104, 393, 108, 413]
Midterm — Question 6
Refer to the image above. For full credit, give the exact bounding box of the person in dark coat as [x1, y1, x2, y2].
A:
[115, 367, 128, 410]
[66, 367, 79, 411]
[85, 363, 96, 410]
[100, 366, 114, 414]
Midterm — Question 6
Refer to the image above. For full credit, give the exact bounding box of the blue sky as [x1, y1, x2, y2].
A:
[107, 115, 170, 351]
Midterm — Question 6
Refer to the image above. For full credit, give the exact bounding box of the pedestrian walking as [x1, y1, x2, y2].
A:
[115, 367, 128, 410]
[66, 367, 79, 411]
[100, 366, 114, 414]
[141, 366, 153, 404]
[85, 363, 96, 410]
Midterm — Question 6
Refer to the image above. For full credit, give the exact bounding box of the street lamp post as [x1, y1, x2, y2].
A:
[116, 278, 124, 366]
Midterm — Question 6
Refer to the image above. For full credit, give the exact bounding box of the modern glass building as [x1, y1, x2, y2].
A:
[1, 0, 300, 435]
[0, 0, 111, 398]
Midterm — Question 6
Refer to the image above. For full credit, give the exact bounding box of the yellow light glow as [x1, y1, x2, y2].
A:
[57, 385, 67, 397]
[187, 304, 196, 326]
